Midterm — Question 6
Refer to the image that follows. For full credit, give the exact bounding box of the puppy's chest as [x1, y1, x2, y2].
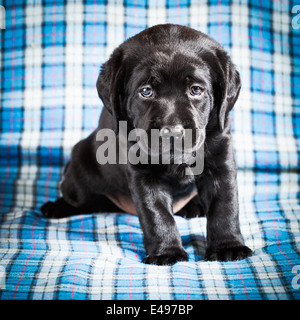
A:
[106, 179, 197, 215]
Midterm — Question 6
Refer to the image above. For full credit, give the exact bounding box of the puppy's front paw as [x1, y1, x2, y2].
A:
[143, 247, 188, 266]
[205, 245, 253, 262]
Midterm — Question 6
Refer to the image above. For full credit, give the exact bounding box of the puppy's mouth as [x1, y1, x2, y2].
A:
[137, 127, 205, 164]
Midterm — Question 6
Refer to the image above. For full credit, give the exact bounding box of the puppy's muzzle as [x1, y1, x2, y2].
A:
[160, 125, 185, 138]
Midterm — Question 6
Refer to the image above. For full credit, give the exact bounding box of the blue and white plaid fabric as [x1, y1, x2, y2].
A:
[0, 0, 300, 300]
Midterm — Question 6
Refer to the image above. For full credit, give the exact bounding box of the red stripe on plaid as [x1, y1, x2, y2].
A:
[218, 0, 222, 43]
[177, 0, 180, 25]
[0, 1, 15, 211]
[135, 0, 138, 33]
[4, 114, 298, 129]
[2, 74, 299, 88]
[92, 0, 97, 130]
[128, 215, 138, 261]
[215, 0, 250, 298]
[259, 0, 294, 271]
[183, 262, 191, 300]
[6, 152, 300, 166]
[13, 216, 38, 300]
[233, 261, 250, 300]
[129, 262, 133, 300]
[1, 31, 293, 48]
[71, 215, 87, 300]
[128, 216, 136, 300]
[45, 0, 57, 202]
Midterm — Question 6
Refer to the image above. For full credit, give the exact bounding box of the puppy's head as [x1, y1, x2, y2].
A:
[97, 24, 241, 152]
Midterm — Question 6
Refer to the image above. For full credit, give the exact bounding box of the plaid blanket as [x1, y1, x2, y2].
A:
[0, 0, 300, 300]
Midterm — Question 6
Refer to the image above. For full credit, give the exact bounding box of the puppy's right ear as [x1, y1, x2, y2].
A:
[96, 49, 125, 135]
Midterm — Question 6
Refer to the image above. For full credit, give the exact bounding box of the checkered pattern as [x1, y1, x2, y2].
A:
[0, 0, 300, 300]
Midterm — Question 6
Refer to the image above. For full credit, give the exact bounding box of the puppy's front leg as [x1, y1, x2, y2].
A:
[198, 166, 253, 261]
[127, 170, 188, 265]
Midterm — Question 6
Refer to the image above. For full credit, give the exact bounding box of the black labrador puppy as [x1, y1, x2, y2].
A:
[41, 24, 252, 265]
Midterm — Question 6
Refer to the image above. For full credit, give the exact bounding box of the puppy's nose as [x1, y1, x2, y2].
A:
[160, 125, 185, 138]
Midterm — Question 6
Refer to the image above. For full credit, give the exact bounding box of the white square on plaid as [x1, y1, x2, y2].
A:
[25, 3, 43, 27]
[106, 1, 125, 58]
[147, 0, 167, 27]
[189, 0, 208, 34]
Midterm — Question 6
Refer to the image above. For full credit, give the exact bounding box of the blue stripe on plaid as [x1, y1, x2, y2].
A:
[0, 0, 300, 300]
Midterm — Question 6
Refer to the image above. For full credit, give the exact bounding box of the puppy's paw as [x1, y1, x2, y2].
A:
[176, 208, 202, 219]
[143, 247, 188, 266]
[40, 201, 56, 217]
[40, 198, 75, 219]
[205, 245, 253, 262]
[176, 201, 204, 219]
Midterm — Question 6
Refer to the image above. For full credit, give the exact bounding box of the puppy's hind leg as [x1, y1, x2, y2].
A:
[41, 197, 80, 219]
[176, 195, 205, 219]
[41, 194, 124, 219]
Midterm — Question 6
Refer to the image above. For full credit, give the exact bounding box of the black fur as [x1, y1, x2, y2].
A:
[41, 24, 252, 265]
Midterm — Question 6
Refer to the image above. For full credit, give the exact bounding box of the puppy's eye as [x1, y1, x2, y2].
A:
[190, 86, 203, 96]
[140, 87, 153, 98]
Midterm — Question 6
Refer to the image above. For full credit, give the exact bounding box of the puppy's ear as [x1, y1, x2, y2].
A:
[213, 50, 241, 132]
[96, 49, 125, 135]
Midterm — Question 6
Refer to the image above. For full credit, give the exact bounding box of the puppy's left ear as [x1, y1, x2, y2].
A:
[214, 50, 241, 132]
[96, 49, 126, 135]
